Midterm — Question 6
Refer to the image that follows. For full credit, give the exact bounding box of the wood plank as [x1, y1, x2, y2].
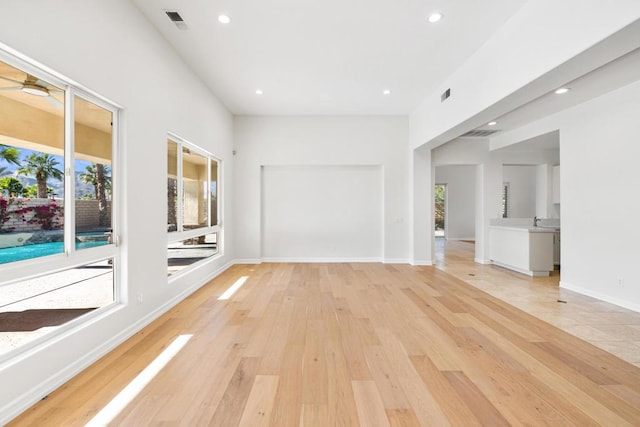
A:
[442, 371, 510, 427]
[385, 408, 421, 427]
[410, 355, 484, 427]
[375, 327, 450, 426]
[352, 380, 391, 427]
[363, 345, 411, 409]
[237, 375, 279, 427]
[207, 357, 260, 426]
[324, 295, 361, 426]
[269, 344, 304, 427]
[302, 319, 328, 404]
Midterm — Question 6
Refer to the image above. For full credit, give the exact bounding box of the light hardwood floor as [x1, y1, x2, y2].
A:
[9, 242, 640, 426]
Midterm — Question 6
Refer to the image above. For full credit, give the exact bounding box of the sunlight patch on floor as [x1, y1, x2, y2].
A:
[85, 334, 193, 426]
[218, 276, 248, 300]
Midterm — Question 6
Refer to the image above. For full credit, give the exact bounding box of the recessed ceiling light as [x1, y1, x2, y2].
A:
[488, 121, 497, 126]
[383, 89, 391, 95]
[427, 12, 443, 23]
[218, 14, 231, 24]
[255, 89, 263, 95]
[555, 87, 570, 95]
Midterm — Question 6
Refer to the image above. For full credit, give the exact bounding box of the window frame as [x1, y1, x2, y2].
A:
[0, 47, 121, 293]
[166, 133, 222, 256]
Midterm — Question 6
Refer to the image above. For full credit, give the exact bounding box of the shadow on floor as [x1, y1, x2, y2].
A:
[0, 308, 96, 332]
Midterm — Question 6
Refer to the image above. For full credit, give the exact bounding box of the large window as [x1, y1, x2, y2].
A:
[167, 136, 220, 276]
[0, 51, 119, 357]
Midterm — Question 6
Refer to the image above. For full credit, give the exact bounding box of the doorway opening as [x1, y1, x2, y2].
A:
[434, 184, 446, 237]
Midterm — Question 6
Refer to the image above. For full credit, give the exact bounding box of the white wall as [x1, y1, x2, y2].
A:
[262, 165, 383, 261]
[234, 116, 410, 263]
[559, 81, 640, 310]
[0, 0, 234, 421]
[434, 166, 476, 240]
[503, 165, 537, 218]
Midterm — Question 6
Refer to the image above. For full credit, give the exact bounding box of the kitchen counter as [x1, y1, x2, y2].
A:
[489, 225, 559, 233]
[489, 225, 555, 276]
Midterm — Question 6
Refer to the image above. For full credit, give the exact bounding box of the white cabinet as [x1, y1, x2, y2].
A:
[489, 226, 554, 276]
[552, 165, 560, 204]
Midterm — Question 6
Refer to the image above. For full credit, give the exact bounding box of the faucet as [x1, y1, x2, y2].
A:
[533, 216, 541, 227]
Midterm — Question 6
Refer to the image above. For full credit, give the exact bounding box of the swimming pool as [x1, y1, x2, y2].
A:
[0, 240, 108, 264]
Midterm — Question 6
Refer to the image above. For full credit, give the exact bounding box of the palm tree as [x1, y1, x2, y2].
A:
[0, 145, 20, 166]
[168, 177, 177, 231]
[0, 177, 24, 197]
[17, 153, 63, 198]
[79, 163, 111, 227]
[0, 166, 7, 176]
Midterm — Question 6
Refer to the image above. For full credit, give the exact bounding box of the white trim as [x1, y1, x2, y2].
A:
[167, 252, 223, 283]
[383, 258, 411, 264]
[167, 225, 221, 245]
[492, 260, 549, 277]
[0, 297, 120, 367]
[560, 281, 640, 313]
[474, 257, 493, 264]
[261, 257, 383, 263]
[411, 260, 433, 266]
[64, 87, 75, 254]
[0, 43, 122, 110]
[237, 258, 414, 265]
[0, 260, 234, 426]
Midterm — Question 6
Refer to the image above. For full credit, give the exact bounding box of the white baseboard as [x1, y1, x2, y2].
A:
[474, 258, 492, 265]
[411, 260, 433, 266]
[560, 281, 640, 313]
[491, 260, 549, 277]
[236, 258, 413, 265]
[260, 257, 383, 263]
[383, 258, 411, 264]
[0, 260, 234, 426]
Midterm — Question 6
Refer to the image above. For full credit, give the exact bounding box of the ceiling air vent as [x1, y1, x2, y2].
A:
[441, 88, 451, 102]
[165, 10, 188, 30]
[461, 129, 501, 138]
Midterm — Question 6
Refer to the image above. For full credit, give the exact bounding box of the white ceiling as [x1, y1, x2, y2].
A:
[132, 0, 527, 115]
[475, 46, 640, 136]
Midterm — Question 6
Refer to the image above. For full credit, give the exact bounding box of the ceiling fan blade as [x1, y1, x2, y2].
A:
[46, 95, 63, 108]
[49, 88, 64, 94]
[0, 75, 24, 85]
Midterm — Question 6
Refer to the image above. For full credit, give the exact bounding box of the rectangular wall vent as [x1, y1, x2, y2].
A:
[460, 129, 501, 138]
[165, 10, 188, 30]
[441, 88, 451, 102]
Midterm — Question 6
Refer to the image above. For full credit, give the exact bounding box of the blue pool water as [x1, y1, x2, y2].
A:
[0, 240, 108, 264]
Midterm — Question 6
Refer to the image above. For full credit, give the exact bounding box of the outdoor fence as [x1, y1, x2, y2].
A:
[1, 198, 111, 233]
